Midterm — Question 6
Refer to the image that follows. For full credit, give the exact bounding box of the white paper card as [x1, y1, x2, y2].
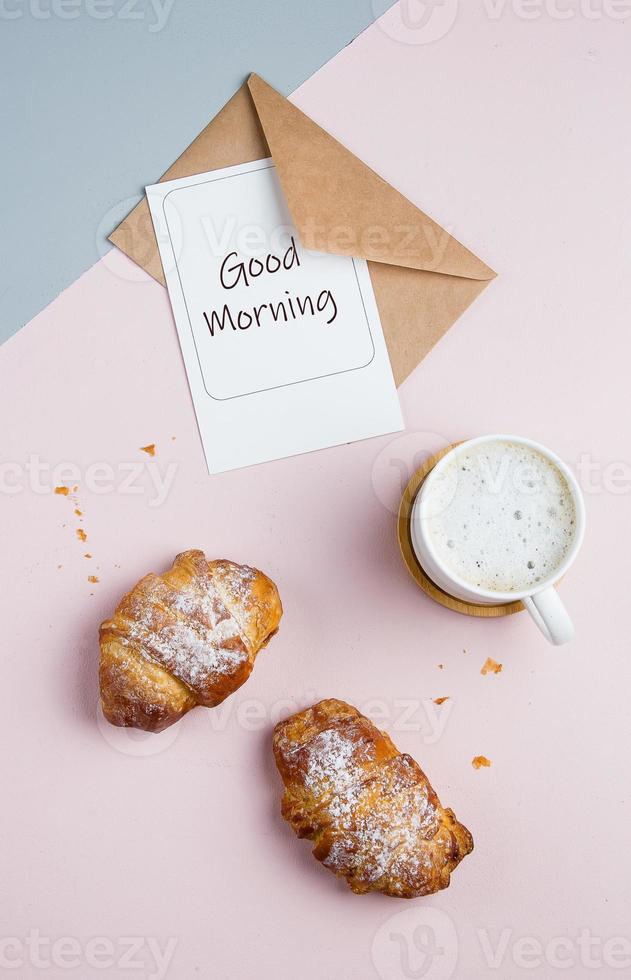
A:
[146, 159, 403, 474]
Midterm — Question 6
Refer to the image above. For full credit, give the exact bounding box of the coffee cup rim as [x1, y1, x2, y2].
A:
[414, 434, 586, 602]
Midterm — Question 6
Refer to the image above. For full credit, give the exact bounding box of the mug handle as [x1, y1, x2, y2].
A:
[522, 587, 574, 646]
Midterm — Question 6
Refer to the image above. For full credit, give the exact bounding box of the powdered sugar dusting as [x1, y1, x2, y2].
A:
[304, 730, 360, 794]
[288, 717, 441, 891]
[213, 560, 280, 646]
[275, 700, 473, 897]
[113, 565, 250, 699]
[127, 615, 246, 693]
[166, 619, 243, 686]
[214, 562, 257, 606]
[322, 754, 439, 886]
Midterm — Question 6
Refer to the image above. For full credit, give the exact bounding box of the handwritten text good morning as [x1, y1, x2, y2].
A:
[202, 237, 338, 336]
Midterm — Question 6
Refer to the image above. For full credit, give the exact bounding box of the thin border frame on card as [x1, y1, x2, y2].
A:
[160, 161, 376, 402]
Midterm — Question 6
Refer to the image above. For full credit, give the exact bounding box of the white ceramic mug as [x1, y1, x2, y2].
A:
[410, 435, 585, 645]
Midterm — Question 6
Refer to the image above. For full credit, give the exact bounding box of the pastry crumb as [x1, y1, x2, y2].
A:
[140, 443, 156, 456]
[88, 575, 99, 584]
[472, 755, 492, 770]
[433, 696, 450, 705]
[54, 486, 69, 495]
[481, 657, 503, 676]
[76, 529, 87, 543]
[437, 663, 445, 670]
[74, 508, 82, 517]
[84, 553, 92, 559]
[57, 564, 63, 570]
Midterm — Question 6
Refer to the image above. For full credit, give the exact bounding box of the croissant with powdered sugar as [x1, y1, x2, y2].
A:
[273, 699, 473, 898]
[99, 549, 282, 732]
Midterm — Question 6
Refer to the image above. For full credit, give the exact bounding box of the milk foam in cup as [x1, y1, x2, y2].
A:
[410, 435, 585, 645]
[424, 440, 577, 593]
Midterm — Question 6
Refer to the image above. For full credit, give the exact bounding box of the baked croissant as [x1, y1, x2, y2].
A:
[273, 699, 473, 898]
[99, 549, 282, 732]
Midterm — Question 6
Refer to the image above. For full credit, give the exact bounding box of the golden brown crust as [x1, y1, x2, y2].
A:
[99, 550, 282, 732]
[273, 699, 473, 898]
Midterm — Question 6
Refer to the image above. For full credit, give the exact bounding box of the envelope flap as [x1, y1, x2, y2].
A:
[247, 74, 494, 282]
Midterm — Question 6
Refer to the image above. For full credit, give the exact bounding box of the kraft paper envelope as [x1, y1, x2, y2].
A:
[109, 74, 495, 387]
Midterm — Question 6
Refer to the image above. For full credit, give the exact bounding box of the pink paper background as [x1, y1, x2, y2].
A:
[1, 5, 630, 978]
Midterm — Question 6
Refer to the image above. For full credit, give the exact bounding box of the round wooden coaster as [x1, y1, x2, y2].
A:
[397, 443, 524, 618]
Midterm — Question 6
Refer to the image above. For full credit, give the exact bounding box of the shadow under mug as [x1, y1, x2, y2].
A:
[410, 435, 586, 645]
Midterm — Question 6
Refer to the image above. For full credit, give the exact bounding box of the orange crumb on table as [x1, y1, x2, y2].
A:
[433, 696, 450, 705]
[84, 553, 92, 559]
[74, 508, 82, 517]
[140, 443, 156, 456]
[88, 575, 99, 584]
[76, 529, 87, 543]
[472, 756, 492, 770]
[54, 486, 69, 495]
[481, 657, 503, 676]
